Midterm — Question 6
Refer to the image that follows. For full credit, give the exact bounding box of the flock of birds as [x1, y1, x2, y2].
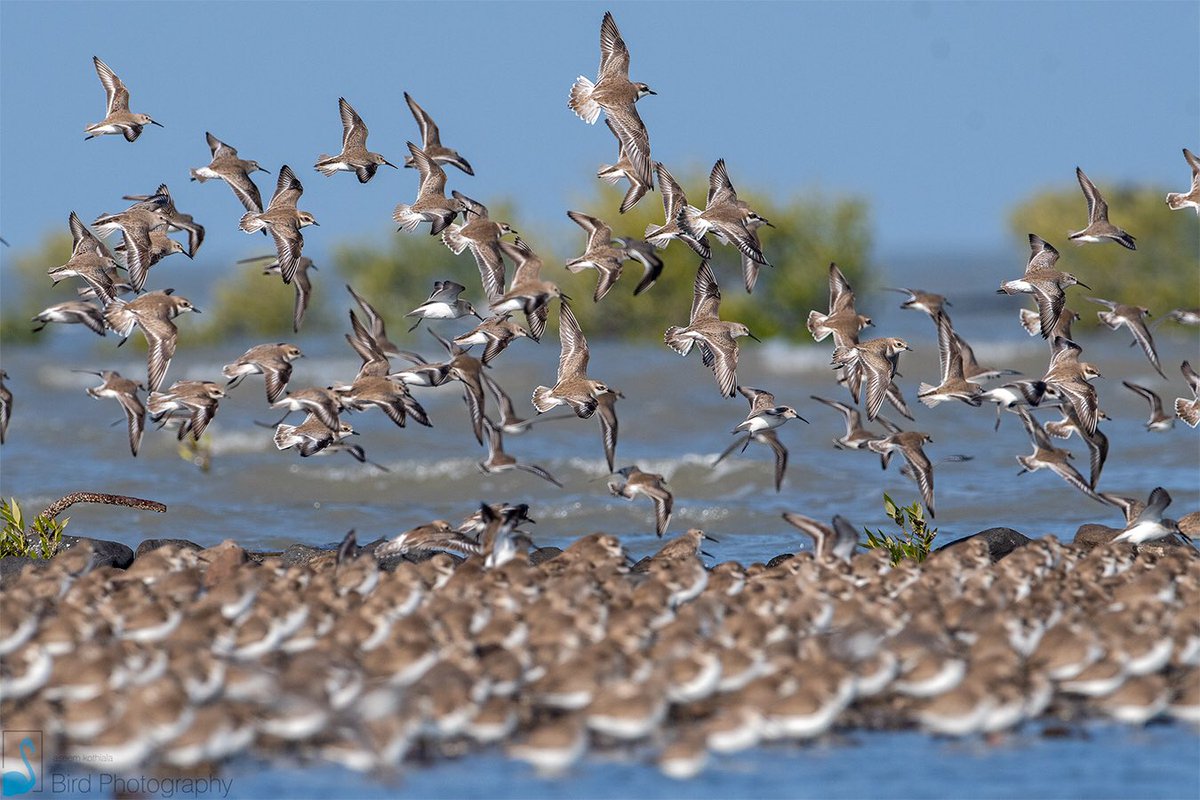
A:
[1, 10, 1199, 786]
[2, 12, 1197, 549]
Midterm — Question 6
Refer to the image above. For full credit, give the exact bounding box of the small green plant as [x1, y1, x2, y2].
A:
[1, 497, 68, 559]
[862, 493, 937, 565]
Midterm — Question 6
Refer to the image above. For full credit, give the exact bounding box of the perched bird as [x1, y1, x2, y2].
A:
[103, 289, 200, 392]
[441, 192, 516, 303]
[1089, 297, 1164, 378]
[405, 281, 483, 332]
[1123, 381, 1174, 432]
[239, 254, 317, 333]
[809, 395, 887, 450]
[275, 413, 357, 458]
[613, 236, 664, 296]
[998, 234, 1090, 340]
[1112, 488, 1180, 544]
[479, 418, 563, 488]
[403, 92, 474, 175]
[84, 56, 161, 141]
[533, 301, 612, 419]
[807, 263, 873, 348]
[393, 142, 458, 236]
[81, 370, 146, 456]
[490, 239, 566, 342]
[31, 301, 106, 336]
[568, 11, 655, 186]
[1175, 361, 1199, 428]
[239, 166, 319, 285]
[1165, 148, 1200, 212]
[1069, 167, 1136, 249]
[121, 184, 205, 258]
[664, 261, 758, 398]
[190, 132, 269, 213]
[314, 97, 396, 183]
[868, 428, 936, 518]
[0, 372, 11, 445]
[222, 343, 304, 404]
[831, 337, 912, 422]
[917, 314, 983, 408]
[565, 210, 627, 302]
[148, 380, 226, 442]
[1040, 336, 1102, 436]
[781, 512, 859, 562]
[453, 315, 529, 366]
[608, 465, 673, 537]
[1014, 408, 1103, 503]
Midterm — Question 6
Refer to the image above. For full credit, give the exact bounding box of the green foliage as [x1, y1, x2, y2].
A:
[862, 493, 938, 565]
[0, 498, 68, 560]
[0, 231, 76, 345]
[1007, 180, 1199, 324]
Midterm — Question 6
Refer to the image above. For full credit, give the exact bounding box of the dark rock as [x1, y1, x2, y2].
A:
[56, 535, 135, 570]
[936, 527, 1031, 562]
[766, 552, 796, 569]
[135, 538, 203, 558]
[200, 540, 249, 587]
[0, 556, 42, 586]
[1073, 523, 1121, 550]
[529, 546, 563, 567]
[281, 543, 327, 566]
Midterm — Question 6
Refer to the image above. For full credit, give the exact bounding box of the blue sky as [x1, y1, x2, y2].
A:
[1, 1, 1196, 273]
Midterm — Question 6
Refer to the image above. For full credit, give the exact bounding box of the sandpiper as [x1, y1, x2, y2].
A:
[1123, 381, 1174, 431]
[533, 301, 612, 419]
[122, 184, 205, 258]
[453, 314, 529, 366]
[809, 395, 886, 450]
[715, 428, 790, 492]
[917, 313, 983, 407]
[482, 373, 569, 436]
[714, 386, 806, 491]
[112, 223, 189, 288]
[644, 162, 703, 253]
[1089, 297, 1164, 378]
[781, 512, 859, 561]
[0, 372, 11, 445]
[393, 142, 458, 236]
[807, 263, 873, 348]
[345, 284, 405, 358]
[314, 97, 397, 183]
[103, 289, 200, 392]
[274, 413, 356, 458]
[405, 280, 483, 331]
[1014, 407, 1103, 502]
[979, 379, 1047, 430]
[569, 12, 655, 187]
[1164, 147, 1200, 212]
[403, 92, 474, 175]
[609, 465, 673, 537]
[148, 380, 226, 442]
[267, 386, 344, 431]
[85, 56, 162, 141]
[441, 192, 517, 303]
[335, 374, 430, 430]
[239, 253, 317, 333]
[1113, 488, 1180, 544]
[1069, 167, 1136, 249]
[1020, 305, 1080, 342]
[1043, 403, 1108, 489]
[428, 329, 488, 442]
[50, 211, 121, 302]
[479, 418, 563, 487]
[491, 239, 566, 342]
[678, 159, 772, 277]
[222, 343, 303, 404]
[613, 236, 664, 295]
[565, 210, 627, 302]
[868, 427, 936, 517]
[191, 132, 269, 213]
[886, 286, 948, 319]
[998, 234, 1090, 339]
[81, 370, 145, 456]
[92, 200, 172, 293]
[31, 300, 107, 336]
[1175, 361, 1199, 427]
[832, 337, 912, 421]
[1040, 336, 1102, 435]
[597, 117, 651, 213]
[594, 388, 623, 473]
[664, 261, 758, 398]
[239, 166, 318, 285]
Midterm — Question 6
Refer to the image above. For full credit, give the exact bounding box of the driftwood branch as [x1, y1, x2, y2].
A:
[36, 491, 167, 523]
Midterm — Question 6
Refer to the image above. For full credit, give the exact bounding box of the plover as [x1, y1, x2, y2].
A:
[533, 301, 612, 419]
[239, 253, 318, 333]
[335, 374, 430, 430]
[190, 132, 269, 213]
[479, 417, 563, 487]
[609, 465, 673, 537]
[405, 280, 483, 331]
[103, 289, 200, 392]
[441, 192, 516, 303]
[121, 184, 205, 258]
[678, 159, 771, 276]
[274, 413, 356, 458]
[807, 262, 873, 348]
[1042, 403, 1108, 489]
[998, 234, 1090, 339]
[1020, 305, 1080, 343]
[1089, 296, 1164, 378]
[345, 284, 405, 359]
[809, 395, 886, 449]
[31, 300, 106, 336]
[81, 370, 145, 456]
[1069, 167, 1136, 249]
[568, 12, 655, 187]
[314, 97, 396, 183]
[222, 343, 304, 404]
[1040, 336, 1102, 435]
[1175, 361, 1199, 427]
[85, 56, 162, 141]
[886, 286, 949, 319]
[781, 512, 859, 561]
[239, 166, 318, 285]
[868, 427, 936, 517]
[112, 223, 189, 287]
[267, 386, 344, 431]
[393, 142, 459, 236]
[1165, 147, 1200, 212]
[664, 261, 758, 398]
[148, 380, 226, 442]
[1122, 381, 1174, 431]
[644, 162, 703, 253]
[92, 200, 172, 292]
[49, 212, 122, 303]
[403, 92, 474, 175]
[565, 210, 627, 302]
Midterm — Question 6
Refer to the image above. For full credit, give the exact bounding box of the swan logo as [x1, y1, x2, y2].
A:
[2, 731, 41, 796]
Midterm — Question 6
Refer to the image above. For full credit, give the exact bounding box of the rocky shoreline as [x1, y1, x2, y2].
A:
[1, 522, 1197, 781]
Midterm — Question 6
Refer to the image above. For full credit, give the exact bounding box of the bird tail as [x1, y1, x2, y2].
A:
[440, 224, 469, 255]
[1018, 308, 1041, 337]
[664, 326, 693, 356]
[806, 311, 830, 342]
[1176, 398, 1200, 428]
[189, 168, 209, 183]
[568, 76, 601, 124]
[238, 211, 264, 233]
[273, 423, 297, 450]
[314, 157, 339, 177]
[644, 222, 674, 248]
[392, 204, 422, 232]
[102, 299, 136, 337]
[531, 386, 557, 414]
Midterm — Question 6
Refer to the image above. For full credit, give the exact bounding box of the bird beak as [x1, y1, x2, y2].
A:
[1076, 280, 1091, 289]
[747, 331, 761, 342]
[151, 120, 164, 128]
[384, 160, 399, 169]
[258, 166, 271, 174]
[703, 533, 720, 543]
[192, 307, 203, 314]
[763, 220, 775, 228]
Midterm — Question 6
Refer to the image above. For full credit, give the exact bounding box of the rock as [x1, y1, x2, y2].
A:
[281, 543, 327, 567]
[135, 538, 203, 558]
[1073, 523, 1121, 550]
[56, 535, 135, 570]
[0, 556, 41, 586]
[200, 540, 249, 587]
[936, 527, 1031, 562]
[529, 546, 563, 567]
[766, 552, 796, 569]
